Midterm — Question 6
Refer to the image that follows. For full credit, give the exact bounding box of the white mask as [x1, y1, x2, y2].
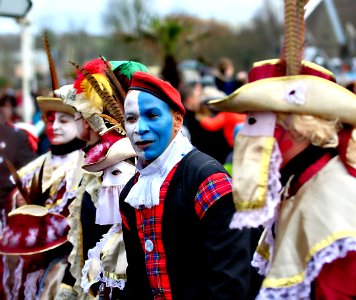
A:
[102, 161, 136, 187]
[96, 161, 136, 225]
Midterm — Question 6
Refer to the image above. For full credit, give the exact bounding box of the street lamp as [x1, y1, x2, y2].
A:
[0, 0, 32, 18]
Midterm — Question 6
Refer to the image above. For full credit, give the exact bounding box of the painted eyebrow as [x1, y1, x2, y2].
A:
[59, 115, 72, 121]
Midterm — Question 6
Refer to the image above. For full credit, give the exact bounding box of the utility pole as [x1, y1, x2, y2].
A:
[0, 0, 34, 122]
[19, 17, 35, 122]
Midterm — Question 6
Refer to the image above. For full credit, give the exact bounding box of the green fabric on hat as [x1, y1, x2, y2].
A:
[110, 61, 128, 71]
[111, 61, 148, 79]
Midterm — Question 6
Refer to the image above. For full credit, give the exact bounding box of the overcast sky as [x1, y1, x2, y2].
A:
[0, 0, 275, 35]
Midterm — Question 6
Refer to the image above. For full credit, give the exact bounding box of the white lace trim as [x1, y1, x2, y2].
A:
[2, 256, 11, 300]
[252, 251, 269, 277]
[102, 276, 126, 290]
[24, 269, 44, 300]
[256, 237, 356, 300]
[229, 143, 282, 229]
[3, 256, 24, 300]
[81, 224, 121, 292]
[48, 188, 78, 214]
[251, 202, 280, 276]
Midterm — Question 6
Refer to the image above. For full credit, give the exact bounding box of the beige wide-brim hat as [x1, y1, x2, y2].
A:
[208, 63, 356, 126]
[36, 96, 76, 117]
[82, 137, 136, 172]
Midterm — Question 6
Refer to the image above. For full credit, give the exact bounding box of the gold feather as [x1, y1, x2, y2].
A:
[69, 60, 124, 124]
[42, 31, 59, 91]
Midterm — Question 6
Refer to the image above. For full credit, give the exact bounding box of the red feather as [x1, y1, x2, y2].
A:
[74, 58, 107, 93]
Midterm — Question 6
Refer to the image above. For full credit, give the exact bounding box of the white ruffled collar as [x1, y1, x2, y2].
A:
[124, 131, 193, 209]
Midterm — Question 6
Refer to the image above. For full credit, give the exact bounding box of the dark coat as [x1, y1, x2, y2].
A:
[0, 122, 37, 209]
[120, 149, 262, 300]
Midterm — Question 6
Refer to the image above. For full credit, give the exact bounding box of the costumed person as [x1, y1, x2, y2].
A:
[55, 58, 147, 299]
[0, 99, 37, 300]
[0, 205, 71, 300]
[208, 0, 356, 298]
[119, 71, 261, 300]
[14, 95, 86, 213]
[14, 31, 86, 214]
[80, 132, 136, 299]
[0, 32, 85, 300]
[3, 86, 85, 300]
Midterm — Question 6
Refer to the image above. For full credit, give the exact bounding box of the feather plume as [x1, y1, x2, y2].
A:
[99, 113, 126, 135]
[99, 55, 127, 102]
[69, 60, 124, 124]
[5, 158, 29, 203]
[99, 55, 126, 125]
[28, 160, 50, 205]
[41, 31, 59, 91]
[4, 158, 49, 205]
[282, 0, 309, 75]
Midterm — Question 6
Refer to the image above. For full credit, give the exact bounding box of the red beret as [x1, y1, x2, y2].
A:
[129, 71, 185, 114]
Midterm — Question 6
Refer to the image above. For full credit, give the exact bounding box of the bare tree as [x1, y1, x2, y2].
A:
[104, 0, 154, 37]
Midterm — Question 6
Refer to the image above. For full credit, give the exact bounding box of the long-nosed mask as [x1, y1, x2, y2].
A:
[229, 112, 282, 229]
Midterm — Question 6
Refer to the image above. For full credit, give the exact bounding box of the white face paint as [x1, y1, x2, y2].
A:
[46, 111, 77, 145]
[102, 161, 135, 187]
[124, 90, 174, 162]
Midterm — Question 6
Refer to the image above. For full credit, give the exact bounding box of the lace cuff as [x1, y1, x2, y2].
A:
[81, 224, 121, 292]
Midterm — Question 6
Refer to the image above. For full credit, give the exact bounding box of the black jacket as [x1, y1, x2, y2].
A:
[0, 122, 37, 208]
[120, 149, 261, 300]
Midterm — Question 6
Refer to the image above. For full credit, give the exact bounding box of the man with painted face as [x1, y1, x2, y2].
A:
[119, 71, 260, 300]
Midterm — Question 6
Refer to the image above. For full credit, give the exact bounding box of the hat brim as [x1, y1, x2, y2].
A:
[0, 205, 69, 255]
[37, 96, 76, 117]
[208, 75, 356, 126]
[0, 238, 68, 256]
[82, 137, 136, 172]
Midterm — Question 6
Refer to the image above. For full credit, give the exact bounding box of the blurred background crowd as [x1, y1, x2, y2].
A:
[1, 0, 356, 200]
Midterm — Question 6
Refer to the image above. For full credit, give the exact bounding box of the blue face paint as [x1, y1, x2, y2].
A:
[124, 90, 173, 162]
